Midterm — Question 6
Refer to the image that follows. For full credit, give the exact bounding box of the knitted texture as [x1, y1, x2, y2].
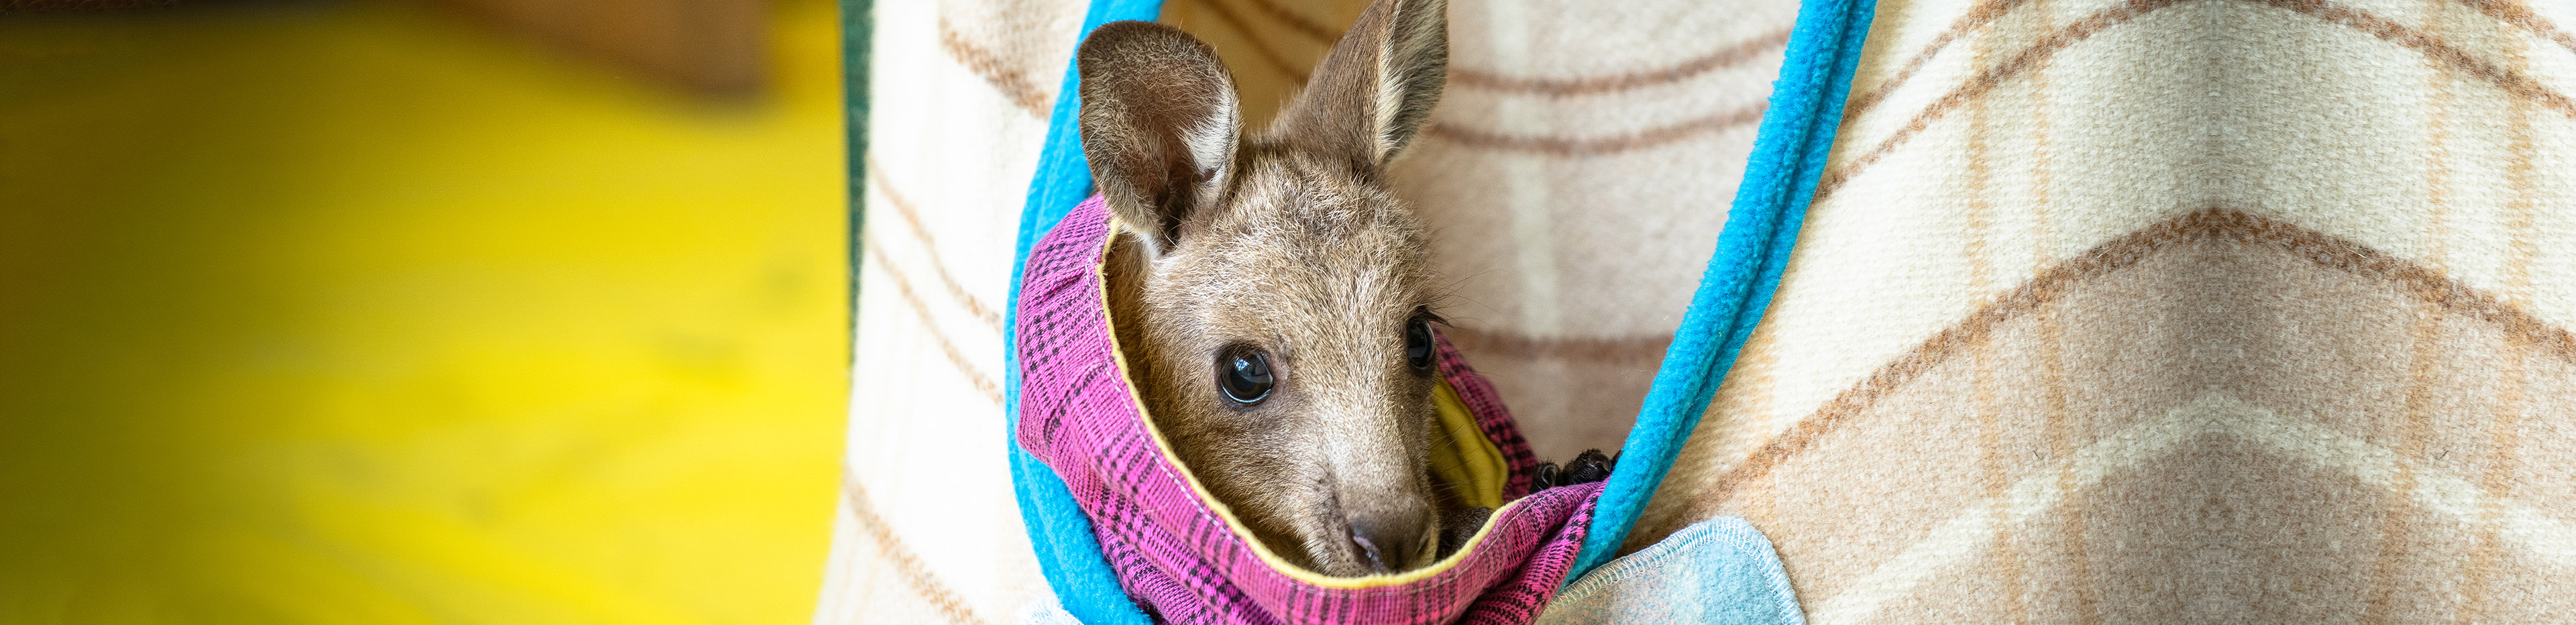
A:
[1016, 196, 1603, 625]
[1631, 0, 2576, 622]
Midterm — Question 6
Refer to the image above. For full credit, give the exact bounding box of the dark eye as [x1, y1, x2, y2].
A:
[1218, 343, 1274, 404]
[1405, 318, 1436, 374]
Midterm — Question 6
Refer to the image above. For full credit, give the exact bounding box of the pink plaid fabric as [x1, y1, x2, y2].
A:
[1015, 196, 1602, 625]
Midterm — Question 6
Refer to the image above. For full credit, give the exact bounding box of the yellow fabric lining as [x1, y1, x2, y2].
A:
[1097, 217, 1519, 587]
[1426, 380, 1507, 511]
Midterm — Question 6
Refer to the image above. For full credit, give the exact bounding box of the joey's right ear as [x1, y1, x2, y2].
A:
[1077, 21, 1241, 258]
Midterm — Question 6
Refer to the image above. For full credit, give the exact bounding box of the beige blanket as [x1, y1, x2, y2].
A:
[1636, 0, 2576, 622]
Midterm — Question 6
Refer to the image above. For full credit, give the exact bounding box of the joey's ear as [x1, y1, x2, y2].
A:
[1268, 0, 1446, 172]
[1077, 21, 1241, 257]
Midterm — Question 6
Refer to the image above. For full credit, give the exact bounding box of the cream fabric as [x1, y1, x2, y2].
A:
[1638, 0, 2576, 622]
[814, 1, 1079, 622]
[1387, 0, 1797, 461]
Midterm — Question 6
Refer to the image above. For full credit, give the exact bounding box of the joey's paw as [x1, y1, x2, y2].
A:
[1562, 449, 1613, 486]
[1532, 449, 1616, 491]
[1437, 506, 1493, 558]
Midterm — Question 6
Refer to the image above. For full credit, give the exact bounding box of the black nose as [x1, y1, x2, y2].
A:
[1347, 516, 1425, 574]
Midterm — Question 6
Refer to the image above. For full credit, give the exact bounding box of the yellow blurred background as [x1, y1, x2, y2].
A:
[0, 1, 848, 622]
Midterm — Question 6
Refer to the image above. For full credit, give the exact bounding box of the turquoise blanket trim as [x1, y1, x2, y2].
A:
[1539, 518, 1805, 625]
[1568, 0, 1879, 579]
[1004, 2, 1167, 624]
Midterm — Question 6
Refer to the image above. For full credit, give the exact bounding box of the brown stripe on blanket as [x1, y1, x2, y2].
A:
[1439, 325, 1672, 366]
[841, 471, 999, 625]
[2449, 0, 2576, 57]
[1824, 0, 2576, 204]
[1674, 208, 2576, 512]
[1636, 209, 2576, 623]
[2358, 297, 2446, 625]
[1957, 19, 2036, 618]
[1843, 0, 2032, 120]
[1424, 101, 1766, 156]
[1448, 27, 1791, 97]
[1819, 0, 2191, 203]
[937, 16, 1054, 119]
[2454, 342, 2530, 625]
[2255, 0, 2576, 119]
[2018, 32, 2098, 618]
[867, 154, 1006, 332]
[2455, 30, 2546, 625]
[863, 236, 1006, 405]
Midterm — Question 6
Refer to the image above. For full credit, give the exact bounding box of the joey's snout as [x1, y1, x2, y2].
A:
[1304, 391, 1442, 575]
[1344, 505, 1434, 574]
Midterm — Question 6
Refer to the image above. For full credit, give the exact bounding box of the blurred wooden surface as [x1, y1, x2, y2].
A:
[431, 0, 769, 95]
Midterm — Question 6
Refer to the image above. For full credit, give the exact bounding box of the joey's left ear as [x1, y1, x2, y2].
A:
[1267, 0, 1447, 172]
[1076, 21, 1243, 257]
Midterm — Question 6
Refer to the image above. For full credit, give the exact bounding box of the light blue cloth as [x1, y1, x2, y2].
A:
[1539, 518, 1805, 625]
[1022, 604, 1087, 625]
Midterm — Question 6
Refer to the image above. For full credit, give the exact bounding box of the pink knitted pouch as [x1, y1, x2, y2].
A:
[1014, 196, 1603, 625]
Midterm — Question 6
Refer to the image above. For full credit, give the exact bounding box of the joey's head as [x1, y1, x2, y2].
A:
[1075, 0, 1452, 576]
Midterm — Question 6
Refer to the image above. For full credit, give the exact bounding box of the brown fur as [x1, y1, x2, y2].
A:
[1077, 0, 1455, 576]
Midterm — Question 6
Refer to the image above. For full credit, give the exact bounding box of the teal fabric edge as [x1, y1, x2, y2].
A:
[1568, 0, 1880, 579]
[1003, 2, 1167, 625]
[842, 0, 871, 351]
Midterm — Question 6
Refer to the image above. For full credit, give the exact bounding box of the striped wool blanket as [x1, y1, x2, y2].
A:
[1629, 0, 2576, 623]
[1012, 195, 1603, 625]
